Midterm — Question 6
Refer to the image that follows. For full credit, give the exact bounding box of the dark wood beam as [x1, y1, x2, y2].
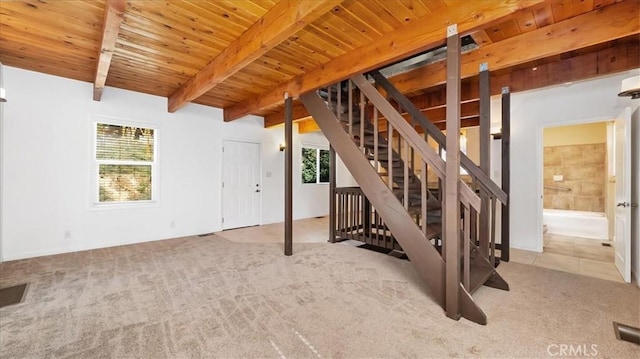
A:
[168, 0, 342, 113]
[265, 37, 639, 127]
[444, 25, 462, 321]
[284, 96, 293, 256]
[265, 102, 310, 127]
[224, 0, 544, 122]
[479, 64, 491, 259]
[410, 37, 640, 113]
[93, 0, 126, 101]
[388, 0, 640, 96]
[500, 88, 511, 262]
[296, 103, 480, 134]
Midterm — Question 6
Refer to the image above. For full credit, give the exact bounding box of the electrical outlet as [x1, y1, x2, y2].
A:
[64, 230, 71, 239]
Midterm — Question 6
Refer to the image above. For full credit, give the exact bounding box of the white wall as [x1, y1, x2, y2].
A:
[491, 69, 639, 258]
[0, 67, 334, 261]
[261, 124, 335, 224]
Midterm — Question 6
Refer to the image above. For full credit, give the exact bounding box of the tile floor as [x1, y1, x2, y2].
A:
[220, 217, 624, 283]
[510, 233, 623, 283]
[217, 216, 329, 244]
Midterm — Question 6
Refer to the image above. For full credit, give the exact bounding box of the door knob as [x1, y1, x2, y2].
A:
[617, 202, 629, 207]
[255, 189, 261, 193]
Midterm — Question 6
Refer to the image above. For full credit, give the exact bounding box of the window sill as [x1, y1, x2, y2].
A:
[91, 200, 159, 211]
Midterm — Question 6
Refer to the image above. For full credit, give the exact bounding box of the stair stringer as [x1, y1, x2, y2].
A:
[302, 91, 488, 323]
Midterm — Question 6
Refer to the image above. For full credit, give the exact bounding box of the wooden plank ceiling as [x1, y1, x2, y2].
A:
[1, 0, 637, 129]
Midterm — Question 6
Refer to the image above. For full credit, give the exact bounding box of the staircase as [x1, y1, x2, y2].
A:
[300, 66, 509, 324]
[319, 82, 443, 251]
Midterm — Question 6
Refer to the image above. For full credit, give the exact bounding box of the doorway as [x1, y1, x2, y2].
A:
[536, 119, 629, 282]
[222, 140, 261, 230]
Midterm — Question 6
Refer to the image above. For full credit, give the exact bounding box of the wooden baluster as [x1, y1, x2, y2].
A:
[336, 83, 340, 121]
[329, 146, 336, 242]
[342, 193, 347, 240]
[345, 81, 351, 137]
[421, 160, 427, 235]
[347, 192, 351, 240]
[337, 191, 341, 239]
[374, 210, 379, 247]
[491, 196, 497, 267]
[327, 86, 332, 114]
[373, 107, 379, 170]
[404, 136, 409, 210]
[388, 122, 393, 190]
[354, 192, 358, 241]
[358, 192, 362, 242]
[359, 90, 365, 151]
[351, 193, 356, 240]
[470, 177, 477, 247]
[464, 205, 471, 291]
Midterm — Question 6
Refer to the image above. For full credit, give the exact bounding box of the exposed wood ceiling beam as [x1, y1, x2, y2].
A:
[387, 0, 640, 95]
[223, 0, 545, 122]
[410, 37, 640, 110]
[297, 116, 480, 134]
[297, 118, 320, 134]
[267, 35, 639, 127]
[435, 118, 480, 131]
[167, 0, 343, 113]
[266, 101, 311, 127]
[297, 102, 480, 134]
[93, 0, 126, 101]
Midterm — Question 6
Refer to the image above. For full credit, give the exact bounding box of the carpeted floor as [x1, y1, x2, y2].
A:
[0, 233, 638, 358]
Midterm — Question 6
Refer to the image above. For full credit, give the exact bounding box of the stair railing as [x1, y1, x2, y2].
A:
[323, 73, 484, 280]
[370, 70, 506, 266]
[334, 186, 400, 250]
[306, 73, 503, 324]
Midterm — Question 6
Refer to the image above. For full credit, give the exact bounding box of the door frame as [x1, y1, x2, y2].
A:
[535, 116, 612, 253]
[221, 139, 263, 230]
[614, 107, 632, 283]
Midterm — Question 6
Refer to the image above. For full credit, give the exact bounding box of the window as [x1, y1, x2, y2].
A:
[94, 122, 156, 204]
[301, 146, 329, 184]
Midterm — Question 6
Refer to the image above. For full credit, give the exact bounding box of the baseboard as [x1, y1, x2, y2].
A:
[1, 230, 211, 262]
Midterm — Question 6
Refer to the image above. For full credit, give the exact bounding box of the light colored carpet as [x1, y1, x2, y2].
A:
[0, 233, 638, 358]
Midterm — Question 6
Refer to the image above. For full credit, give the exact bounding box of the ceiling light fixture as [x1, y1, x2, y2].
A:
[618, 76, 640, 99]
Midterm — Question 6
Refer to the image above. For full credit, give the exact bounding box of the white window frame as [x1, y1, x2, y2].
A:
[301, 144, 329, 185]
[91, 117, 159, 208]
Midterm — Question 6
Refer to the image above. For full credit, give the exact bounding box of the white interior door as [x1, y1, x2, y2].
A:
[614, 108, 631, 283]
[222, 140, 261, 230]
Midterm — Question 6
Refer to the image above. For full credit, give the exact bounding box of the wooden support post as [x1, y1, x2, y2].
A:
[329, 145, 337, 243]
[501, 87, 511, 262]
[284, 95, 293, 256]
[444, 24, 461, 321]
[479, 63, 491, 259]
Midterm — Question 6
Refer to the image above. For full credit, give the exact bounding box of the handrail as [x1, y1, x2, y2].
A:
[351, 74, 481, 212]
[370, 70, 507, 204]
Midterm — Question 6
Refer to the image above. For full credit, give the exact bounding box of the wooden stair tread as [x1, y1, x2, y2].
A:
[468, 257, 496, 294]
